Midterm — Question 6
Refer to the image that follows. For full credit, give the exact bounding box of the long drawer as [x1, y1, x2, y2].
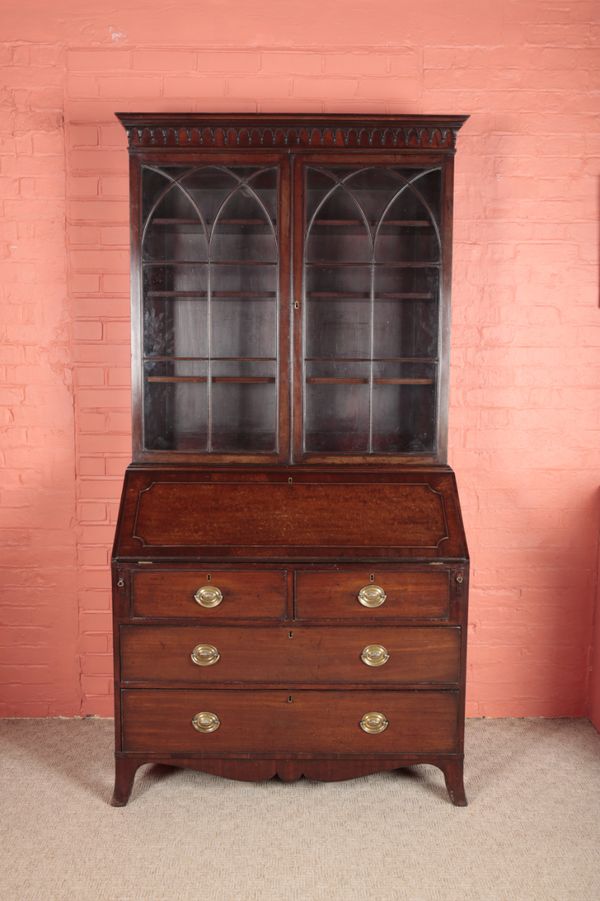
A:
[295, 569, 451, 620]
[121, 689, 459, 755]
[120, 625, 461, 685]
[132, 570, 287, 619]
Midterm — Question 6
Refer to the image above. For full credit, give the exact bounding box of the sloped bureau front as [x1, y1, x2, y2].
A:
[115, 468, 467, 560]
[133, 481, 447, 551]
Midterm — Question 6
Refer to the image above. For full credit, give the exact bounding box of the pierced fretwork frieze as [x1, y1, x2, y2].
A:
[126, 124, 459, 151]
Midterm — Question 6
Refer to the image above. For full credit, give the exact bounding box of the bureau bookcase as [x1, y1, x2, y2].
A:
[111, 114, 469, 806]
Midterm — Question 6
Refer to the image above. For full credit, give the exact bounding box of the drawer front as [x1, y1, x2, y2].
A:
[122, 689, 459, 755]
[295, 570, 451, 620]
[132, 570, 286, 619]
[120, 625, 460, 685]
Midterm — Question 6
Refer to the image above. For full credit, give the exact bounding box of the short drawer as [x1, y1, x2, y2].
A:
[120, 625, 460, 685]
[122, 688, 459, 755]
[295, 569, 451, 620]
[131, 570, 286, 619]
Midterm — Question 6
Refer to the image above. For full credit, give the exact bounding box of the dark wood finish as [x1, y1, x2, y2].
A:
[120, 625, 461, 685]
[295, 569, 451, 621]
[112, 114, 469, 807]
[122, 689, 459, 755]
[110, 756, 141, 807]
[442, 756, 467, 807]
[132, 569, 287, 619]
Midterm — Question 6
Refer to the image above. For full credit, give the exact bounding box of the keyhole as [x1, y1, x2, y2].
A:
[207, 574, 211, 582]
[288, 631, 293, 639]
[288, 696, 293, 703]
[369, 573, 375, 582]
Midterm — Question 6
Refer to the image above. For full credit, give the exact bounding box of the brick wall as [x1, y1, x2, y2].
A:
[1, 1, 600, 718]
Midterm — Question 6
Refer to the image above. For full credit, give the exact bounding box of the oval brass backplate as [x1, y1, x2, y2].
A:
[357, 585, 387, 608]
[192, 711, 220, 733]
[191, 644, 220, 667]
[193, 585, 223, 608]
[360, 644, 390, 667]
[359, 711, 389, 734]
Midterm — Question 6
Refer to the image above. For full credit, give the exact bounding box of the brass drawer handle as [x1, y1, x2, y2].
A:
[360, 711, 389, 734]
[191, 644, 220, 667]
[357, 584, 387, 608]
[191, 711, 220, 733]
[360, 644, 390, 667]
[194, 585, 223, 608]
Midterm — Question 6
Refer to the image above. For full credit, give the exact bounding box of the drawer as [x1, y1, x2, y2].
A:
[131, 570, 286, 620]
[120, 625, 460, 685]
[295, 570, 451, 620]
[122, 689, 459, 755]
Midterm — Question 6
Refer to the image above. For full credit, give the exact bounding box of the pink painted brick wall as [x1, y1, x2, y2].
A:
[1, 1, 600, 720]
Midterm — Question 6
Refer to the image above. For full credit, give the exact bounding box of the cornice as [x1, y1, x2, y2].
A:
[116, 114, 468, 152]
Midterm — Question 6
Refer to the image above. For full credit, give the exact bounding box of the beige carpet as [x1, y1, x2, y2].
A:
[1, 718, 599, 901]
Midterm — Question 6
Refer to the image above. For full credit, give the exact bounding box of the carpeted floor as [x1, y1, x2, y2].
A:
[0, 718, 599, 901]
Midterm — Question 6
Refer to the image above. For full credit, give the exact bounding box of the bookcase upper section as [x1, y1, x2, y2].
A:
[117, 113, 467, 465]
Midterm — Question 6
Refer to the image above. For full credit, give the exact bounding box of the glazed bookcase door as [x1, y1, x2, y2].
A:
[133, 154, 290, 462]
[293, 156, 450, 464]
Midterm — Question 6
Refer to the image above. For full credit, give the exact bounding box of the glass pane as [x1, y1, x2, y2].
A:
[303, 165, 441, 455]
[306, 181, 371, 264]
[143, 174, 208, 262]
[212, 298, 276, 360]
[211, 173, 277, 263]
[306, 297, 370, 360]
[304, 362, 370, 453]
[304, 262, 371, 362]
[211, 361, 277, 452]
[372, 363, 437, 453]
[144, 360, 208, 451]
[143, 296, 207, 359]
[141, 164, 279, 454]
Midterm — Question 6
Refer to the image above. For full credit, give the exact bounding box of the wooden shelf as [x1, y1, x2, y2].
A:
[146, 291, 276, 299]
[306, 261, 440, 268]
[147, 291, 207, 298]
[378, 292, 434, 300]
[212, 376, 275, 384]
[145, 356, 276, 363]
[306, 377, 368, 385]
[305, 357, 437, 364]
[147, 376, 275, 384]
[210, 260, 277, 267]
[151, 218, 272, 226]
[147, 376, 207, 383]
[312, 219, 431, 227]
[213, 291, 276, 299]
[306, 291, 434, 300]
[375, 378, 434, 385]
[306, 377, 434, 386]
[306, 291, 369, 300]
[143, 260, 208, 266]
[143, 259, 276, 266]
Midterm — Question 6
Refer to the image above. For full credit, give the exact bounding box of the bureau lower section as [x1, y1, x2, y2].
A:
[111, 467, 469, 807]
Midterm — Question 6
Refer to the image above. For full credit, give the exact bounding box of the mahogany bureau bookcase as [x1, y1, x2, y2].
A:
[111, 113, 470, 806]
